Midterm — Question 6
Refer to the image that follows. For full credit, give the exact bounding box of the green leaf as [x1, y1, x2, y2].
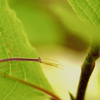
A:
[8, 1, 100, 46]
[68, 0, 100, 27]
[0, 0, 55, 99]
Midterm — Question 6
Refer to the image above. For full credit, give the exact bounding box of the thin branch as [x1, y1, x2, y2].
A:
[76, 43, 100, 100]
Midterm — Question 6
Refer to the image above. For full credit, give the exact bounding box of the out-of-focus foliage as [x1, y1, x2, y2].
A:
[49, 3, 100, 44]
[7, 0, 88, 51]
[8, 0, 63, 46]
[8, 0, 100, 51]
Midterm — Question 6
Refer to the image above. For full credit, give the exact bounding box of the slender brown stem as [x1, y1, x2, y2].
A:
[0, 72, 61, 100]
[76, 44, 100, 100]
[76, 62, 95, 100]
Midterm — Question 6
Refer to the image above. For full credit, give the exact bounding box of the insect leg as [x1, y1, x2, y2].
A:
[13, 51, 26, 72]
[0, 42, 13, 57]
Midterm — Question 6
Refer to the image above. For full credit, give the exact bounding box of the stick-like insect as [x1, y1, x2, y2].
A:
[0, 57, 63, 69]
[0, 57, 41, 69]
[0, 43, 63, 70]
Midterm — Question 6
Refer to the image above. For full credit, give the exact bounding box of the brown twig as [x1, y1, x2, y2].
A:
[76, 44, 100, 100]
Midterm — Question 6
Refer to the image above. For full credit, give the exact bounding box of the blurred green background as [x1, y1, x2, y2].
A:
[7, 0, 100, 100]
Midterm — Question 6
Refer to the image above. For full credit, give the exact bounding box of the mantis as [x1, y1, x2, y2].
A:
[0, 43, 63, 71]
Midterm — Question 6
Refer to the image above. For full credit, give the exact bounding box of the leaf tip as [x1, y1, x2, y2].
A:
[67, 90, 75, 100]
